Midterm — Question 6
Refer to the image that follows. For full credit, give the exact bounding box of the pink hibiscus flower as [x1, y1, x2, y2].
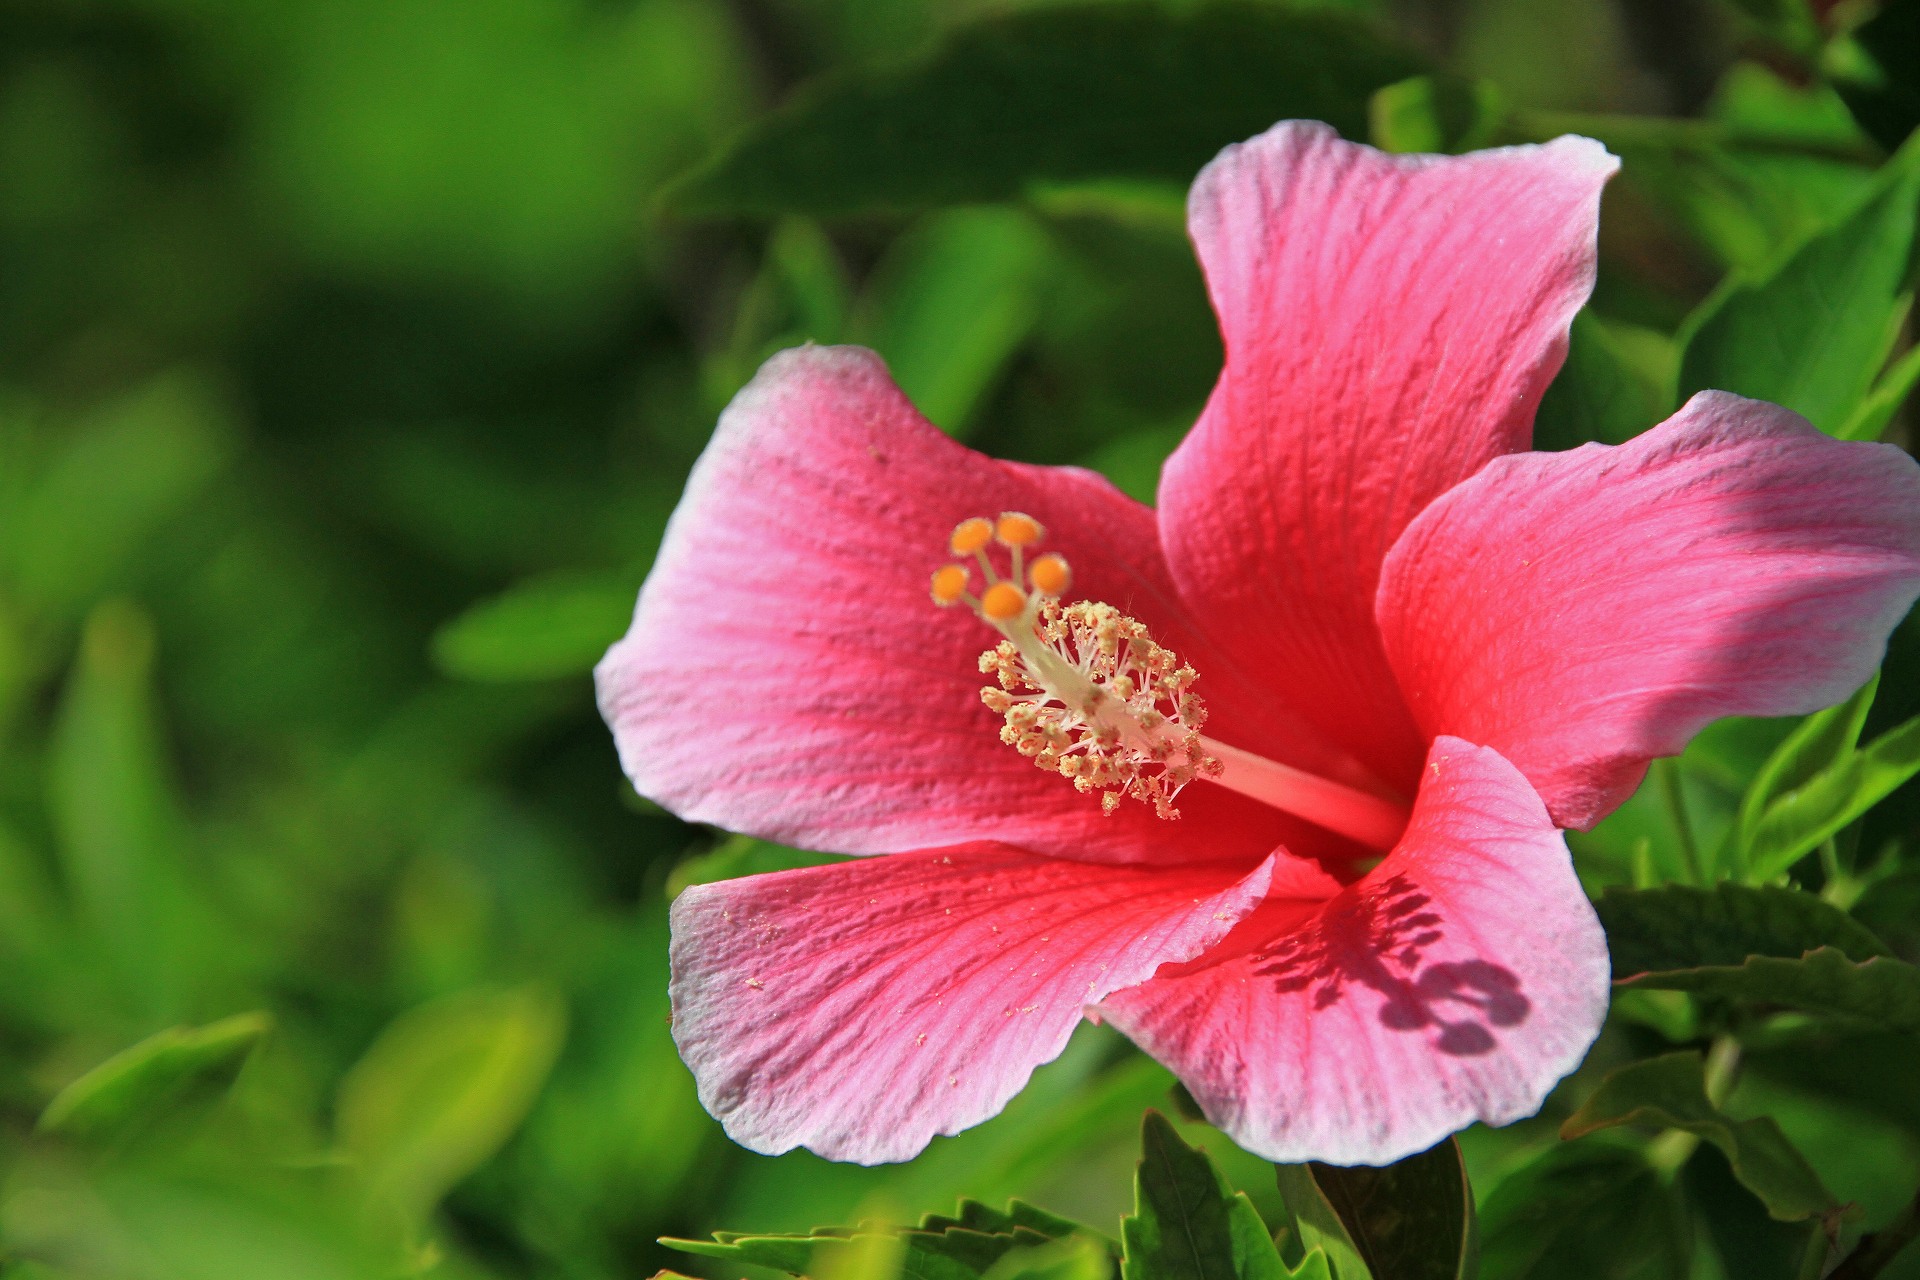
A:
[596, 122, 1920, 1166]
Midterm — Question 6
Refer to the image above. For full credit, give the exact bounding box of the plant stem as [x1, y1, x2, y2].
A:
[1830, 1186, 1920, 1279]
[1657, 759, 1705, 884]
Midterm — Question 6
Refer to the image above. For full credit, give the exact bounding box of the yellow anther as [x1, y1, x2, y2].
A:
[996, 512, 1044, 547]
[951, 518, 994, 555]
[981, 581, 1028, 622]
[930, 564, 971, 606]
[1029, 553, 1071, 596]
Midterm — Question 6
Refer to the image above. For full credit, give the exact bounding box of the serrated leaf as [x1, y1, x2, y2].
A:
[1744, 710, 1920, 882]
[1619, 946, 1920, 1031]
[1476, 1143, 1689, 1278]
[1676, 132, 1920, 435]
[336, 985, 566, 1223]
[668, 3, 1422, 218]
[1305, 1138, 1474, 1280]
[666, 1199, 1112, 1280]
[1596, 883, 1891, 978]
[38, 1011, 271, 1142]
[1124, 1111, 1289, 1280]
[1561, 1051, 1838, 1222]
[431, 572, 635, 683]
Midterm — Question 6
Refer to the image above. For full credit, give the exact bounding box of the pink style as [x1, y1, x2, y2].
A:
[595, 121, 1920, 1167]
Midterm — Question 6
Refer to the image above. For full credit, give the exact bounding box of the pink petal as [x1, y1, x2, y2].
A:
[1377, 391, 1920, 830]
[669, 846, 1274, 1163]
[597, 344, 1338, 865]
[1097, 738, 1607, 1166]
[1159, 123, 1617, 792]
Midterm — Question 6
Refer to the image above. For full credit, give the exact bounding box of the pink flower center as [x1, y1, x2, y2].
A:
[932, 513, 1410, 851]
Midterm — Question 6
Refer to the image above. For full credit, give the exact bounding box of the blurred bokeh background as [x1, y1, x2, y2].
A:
[1, 0, 1917, 1276]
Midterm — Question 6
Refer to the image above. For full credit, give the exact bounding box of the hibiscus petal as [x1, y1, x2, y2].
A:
[597, 344, 1325, 865]
[1159, 122, 1617, 791]
[1377, 391, 1920, 830]
[669, 846, 1274, 1163]
[1097, 738, 1607, 1166]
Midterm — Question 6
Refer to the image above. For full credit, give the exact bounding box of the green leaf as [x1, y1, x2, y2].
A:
[336, 984, 566, 1223]
[1305, 1138, 1474, 1280]
[1475, 1143, 1689, 1279]
[1724, 677, 1879, 878]
[1596, 883, 1892, 979]
[1833, 0, 1920, 152]
[1271, 1164, 1371, 1280]
[1532, 311, 1674, 451]
[430, 571, 635, 682]
[1123, 1111, 1290, 1280]
[1367, 75, 1502, 155]
[0, 373, 234, 622]
[1833, 339, 1920, 441]
[1619, 946, 1920, 1031]
[1561, 1052, 1839, 1222]
[668, 3, 1422, 217]
[665, 1198, 1114, 1280]
[1745, 710, 1920, 882]
[1675, 133, 1920, 435]
[855, 208, 1055, 435]
[38, 1011, 271, 1142]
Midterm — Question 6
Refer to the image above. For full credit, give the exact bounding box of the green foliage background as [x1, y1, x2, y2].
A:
[1, 0, 1919, 1276]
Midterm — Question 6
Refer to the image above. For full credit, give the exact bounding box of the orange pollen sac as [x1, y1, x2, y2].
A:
[995, 512, 1044, 547]
[950, 517, 995, 555]
[1029, 552, 1071, 596]
[930, 564, 971, 606]
[980, 581, 1027, 621]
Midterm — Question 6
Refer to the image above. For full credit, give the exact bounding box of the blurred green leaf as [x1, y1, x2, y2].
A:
[1271, 1164, 1369, 1280]
[1122, 1111, 1294, 1280]
[336, 984, 566, 1223]
[1744, 708, 1920, 882]
[1618, 945, 1920, 1031]
[1475, 1143, 1689, 1279]
[667, 3, 1422, 217]
[430, 571, 635, 682]
[1562, 1051, 1839, 1222]
[1723, 677, 1880, 878]
[39, 1012, 270, 1143]
[1305, 1139, 1474, 1280]
[666, 1199, 1111, 1280]
[1676, 133, 1920, 434]
[1832, 0, 1920, 152]
[857, 208, 1055, 436]
[1834, 340, 1920, 441]
[1368, 75, 1503, 154]
[48, 601, 218, 1020]
[665, 835, 848, 897]
[1532, 311, 1673, 450]
[0, 374, 233, 622]
[1596, 882, 1891, 977]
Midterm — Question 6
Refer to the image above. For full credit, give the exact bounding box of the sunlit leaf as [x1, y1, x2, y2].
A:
[1745, 709, 1920, 882]
[1271, 1164, 1370, 1280]
[431, 571, 635, 682]
[1723, 676, 1879, 878]
[1368, 74, 1502, 155]
[1475, 1143, 1688, 1279]
[1562, 1052, 1838, 1222]
[1532, 311, 1673, 451]
[1596, 883, 1891, 978]
[1676, 132, 1920, 435]
[336, 985, 566, 1223]
[668, 3, 1422, 217]
[38, 1012, 271, 1143]
[1123, 1111, 1293, 1280]
[665, 1198, 1113, 1280]
[1305, 1138, 1474, 1280]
